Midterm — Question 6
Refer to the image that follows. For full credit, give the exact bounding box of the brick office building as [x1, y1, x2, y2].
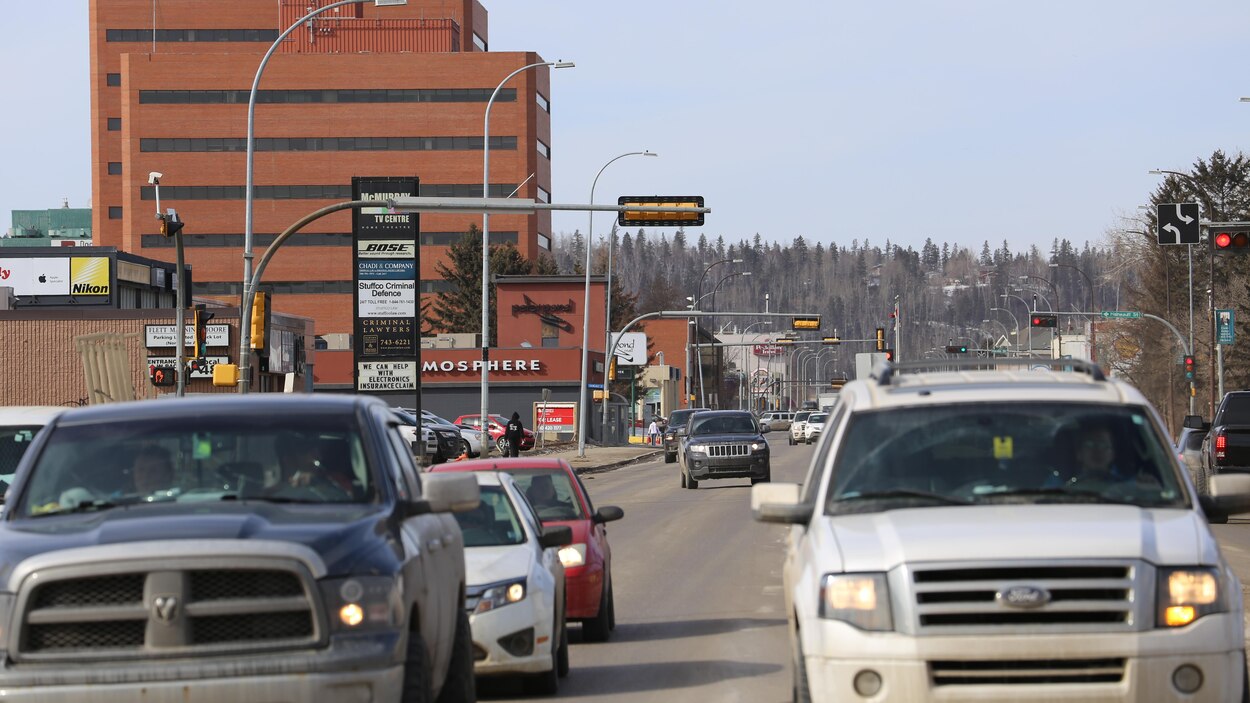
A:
[89, 0, 556, 335]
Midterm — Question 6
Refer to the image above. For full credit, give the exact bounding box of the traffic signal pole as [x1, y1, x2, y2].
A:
[174, 229, 186, 398]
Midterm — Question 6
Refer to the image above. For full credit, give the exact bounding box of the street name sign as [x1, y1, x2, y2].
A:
[1156, 202, 1200, 245]
[1100, 311, 1142, 320]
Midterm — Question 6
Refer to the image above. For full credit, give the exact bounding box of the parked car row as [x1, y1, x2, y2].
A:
[454, 413, 537, 455]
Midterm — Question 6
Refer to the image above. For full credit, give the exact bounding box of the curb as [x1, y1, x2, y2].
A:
[569, 449, 664, 475]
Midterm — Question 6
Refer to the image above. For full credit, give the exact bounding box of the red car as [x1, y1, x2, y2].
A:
[430, 458, 623, 641]
[452, 413, 536, 455]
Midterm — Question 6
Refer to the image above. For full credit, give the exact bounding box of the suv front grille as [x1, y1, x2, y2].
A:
[910, 562, 1138, 633]
[930, 658, 1126, 686]
[18, 567, 319, 661]
[706, 443, 750, 458]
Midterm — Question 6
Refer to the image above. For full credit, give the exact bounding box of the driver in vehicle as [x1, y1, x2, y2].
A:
[1048, 424, 1160, 489]
[131, 445, 175, 497]
[525, 474, 569, 514]
[276, 434, 362, 501]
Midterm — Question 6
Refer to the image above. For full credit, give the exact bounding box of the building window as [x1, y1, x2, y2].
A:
[536, 139, 550, 160]
[419, 280, 455, 294]
[107, 117, 121, 131]
[536, 92, 550, 113]
[140, 88, 515, 104]
[106, 28, 279, 43]
[138, 135, 516, 153]
[472, 33, 487, 52]
[106, 73, 121, 87]
[541, 321, 560, 348]
[537, 186, 551, 204]
[108, 206, 123, 219]
[107, 162, 122, 175]
[538, 233, 552, 250]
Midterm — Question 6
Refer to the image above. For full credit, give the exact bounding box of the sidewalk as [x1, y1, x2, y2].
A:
[528, 441, 663, 473]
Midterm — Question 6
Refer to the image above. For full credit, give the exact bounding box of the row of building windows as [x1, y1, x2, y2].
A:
[141, 232, 520, 248]
[139, 136, 517, 153]
[106, 28, 279, 42]
[138, 183, 520, 201]
[194, 280, 455, 295]
[138, 88, 515, 105]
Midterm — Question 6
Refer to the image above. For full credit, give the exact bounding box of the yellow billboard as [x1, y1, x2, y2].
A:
[70, 257, 110, 296]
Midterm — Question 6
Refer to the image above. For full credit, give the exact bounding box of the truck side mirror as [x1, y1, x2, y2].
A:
[1183, 415, 1211, 432]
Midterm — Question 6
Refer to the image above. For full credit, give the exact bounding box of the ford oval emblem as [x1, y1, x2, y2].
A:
[997, 585, 1051, 609]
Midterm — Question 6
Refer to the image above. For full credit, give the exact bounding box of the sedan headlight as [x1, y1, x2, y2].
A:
[320, 576, 403, 632]
[1158, 567, 1224, 627]
[820, 573, 892, 631]
[473, 578, 527, 614]
[558, 543, 587, 568]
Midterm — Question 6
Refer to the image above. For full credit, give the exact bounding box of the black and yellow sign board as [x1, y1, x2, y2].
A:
[792, 316, 821, 331]
[617, 196, 705, 227]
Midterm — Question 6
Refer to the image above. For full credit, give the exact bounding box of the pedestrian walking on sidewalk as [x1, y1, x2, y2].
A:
[647, 418, 660, 446]
[504, 411, 524, 458]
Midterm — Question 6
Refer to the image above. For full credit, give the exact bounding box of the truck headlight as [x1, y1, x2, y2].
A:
[321, 576, 403, 632]
[473, 578, 527, 614]
[820, 573, 892, 631]
[1157, 567, 1224, 627]
[558, 543, 587, 568]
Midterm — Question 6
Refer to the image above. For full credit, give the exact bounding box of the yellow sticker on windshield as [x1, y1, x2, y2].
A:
[993, 436, 1014, 460]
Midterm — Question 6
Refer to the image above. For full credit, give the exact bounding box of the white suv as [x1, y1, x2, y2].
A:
[754, 359, 1250, 702]
[789, 411, 812, 446]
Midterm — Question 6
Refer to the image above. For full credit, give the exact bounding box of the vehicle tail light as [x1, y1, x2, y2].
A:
[1215, 433, 1227, 464]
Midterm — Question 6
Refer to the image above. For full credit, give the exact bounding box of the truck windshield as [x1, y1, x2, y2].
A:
[825, 403, 1186, 514]
[16, 414, 378, 518]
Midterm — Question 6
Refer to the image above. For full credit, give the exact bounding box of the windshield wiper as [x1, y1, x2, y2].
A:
[972, 487, 1139, 505]
[832, 490, 971, 506]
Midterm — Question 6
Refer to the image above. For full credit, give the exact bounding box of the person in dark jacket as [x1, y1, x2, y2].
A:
[504, 412, 524, 458]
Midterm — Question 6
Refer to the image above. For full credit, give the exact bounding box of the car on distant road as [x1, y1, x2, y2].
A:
[754, 358, 1250, 703]
[789, 411, 813, 446]
[0, 406, 64, 496]
[680, 410, 770, 489]
[1176, 420, 1208, 487]
[454, 471, 571, 694]
[759, 411, 793, 432]
[1, 394, 482, 702]
[432, 457, 624, 643]
[663, 407, 710, 463]
[454, 414, 535, 455]
[802, 412, 828, 444]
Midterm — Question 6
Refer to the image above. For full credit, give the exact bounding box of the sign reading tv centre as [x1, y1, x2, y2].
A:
[353, 177, 419, 394]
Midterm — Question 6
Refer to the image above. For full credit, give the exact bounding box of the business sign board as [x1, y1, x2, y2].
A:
[144, 324, 230, 348]
[357, 360, 417, 392]
[353, 176, 419, 397]
[148, 355, 228, 379]
[70, 257, 110, 295]
[534, 402, 577, 433]
[610, 332, 647, 366]
[1218, 308, 1236, 345]
[753, 343, 786, 357]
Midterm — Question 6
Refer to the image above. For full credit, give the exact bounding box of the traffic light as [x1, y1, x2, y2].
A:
[192, 304, 213, 358]
[1213, 230, 1250, 253]
[1184, 355, 1195, 379]
[792, 316, 821, 331]
[250, 291, 268, 350]
[876, 327, 885, 351]
[822, 336, 841, 345]
[883, 348, 894, 362]
[945, 345, 968, 354]
[149, 364, 175, 387]
[158, 211, 184, 238]
[608, 356, 617, 381]
[1030, 313, 1058, 328]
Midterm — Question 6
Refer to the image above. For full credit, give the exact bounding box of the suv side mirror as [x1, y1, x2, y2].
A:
[421, 473, 480, 514]
[538, 524, 573, 549]
[593, 505, 624, 524]
[1183, 415, 1211, 431]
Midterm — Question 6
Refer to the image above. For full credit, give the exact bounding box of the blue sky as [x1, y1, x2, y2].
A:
[5, 1, 1250, 254]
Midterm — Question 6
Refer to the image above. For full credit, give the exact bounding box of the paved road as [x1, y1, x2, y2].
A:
[481, 433, 811, 701]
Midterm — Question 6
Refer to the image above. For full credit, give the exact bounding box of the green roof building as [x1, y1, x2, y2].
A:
[5, 204, 92, 247]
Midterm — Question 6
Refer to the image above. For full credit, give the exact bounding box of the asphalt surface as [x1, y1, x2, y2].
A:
[480, 432, 810, 701]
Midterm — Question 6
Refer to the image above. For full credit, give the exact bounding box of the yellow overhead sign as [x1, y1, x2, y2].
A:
[792, 316, 821, 331]
[617, 196, 705, 227]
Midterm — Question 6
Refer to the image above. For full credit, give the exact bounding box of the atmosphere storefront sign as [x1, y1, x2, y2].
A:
[422, 358, 545, 375]
[357, 360, 417, 392]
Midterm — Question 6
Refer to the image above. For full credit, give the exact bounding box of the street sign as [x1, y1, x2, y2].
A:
[1157, 203, 1200, 245]
[1100, 310, 1142, 320]
[587, 382, 604, 390]
[617, 196, 705, 227]
[1217, 308, 1236, 345]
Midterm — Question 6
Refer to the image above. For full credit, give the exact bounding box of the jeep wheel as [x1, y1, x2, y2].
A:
[401, 627, 433, 703]
[684, 467, 699, 490]
[664, 451, 676, 464]
[583, 580, 611, 642]
[435, 610, 475, 703]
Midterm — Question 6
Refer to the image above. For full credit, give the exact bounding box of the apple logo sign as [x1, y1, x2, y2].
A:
[38, 274, 46, 283]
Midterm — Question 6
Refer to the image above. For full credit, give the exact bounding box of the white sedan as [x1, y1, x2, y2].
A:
[456, 471, 571, 694]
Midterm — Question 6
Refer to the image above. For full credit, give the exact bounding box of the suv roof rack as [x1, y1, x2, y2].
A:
[871, 357, 1107, 386]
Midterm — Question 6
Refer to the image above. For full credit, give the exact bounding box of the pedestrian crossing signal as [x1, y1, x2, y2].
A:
[149, 364, 175, 387]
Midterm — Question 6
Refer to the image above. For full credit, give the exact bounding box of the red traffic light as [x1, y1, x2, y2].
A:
[1216, 232, 1232, 248]
[1030, 314, 1057, 328]
[1214, 231, 1250, 251]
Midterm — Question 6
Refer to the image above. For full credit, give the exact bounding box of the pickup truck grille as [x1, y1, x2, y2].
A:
[909, 562, 1138, 633]
[930, 657, 1125, 685]
[705, 443, 751, 458]
[17, 567, 319, 661]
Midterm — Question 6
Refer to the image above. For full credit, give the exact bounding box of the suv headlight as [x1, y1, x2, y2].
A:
[820, 573, 893, 631]
[1157, 567, 1225, 627]
[321, 576, 403, 632]
[473, 578, 527, 614]
[688, 444, 707, 455]
[751, 442, 766, 452]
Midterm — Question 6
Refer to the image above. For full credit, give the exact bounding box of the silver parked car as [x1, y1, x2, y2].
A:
[759, 411, 793, 432]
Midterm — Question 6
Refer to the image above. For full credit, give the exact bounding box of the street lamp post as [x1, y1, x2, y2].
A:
[688, 258, 741, 410]
[982, 319, 1011, 354]
[698, 270, 750, 407]
[589, 151, 657, 440]
[1149, 169, 1203, 416]
[990, 306, 1020, 354]
[1002, 293, 1034, 356]
[483, 60, 573, 454]
[738, 321, 773, 410]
